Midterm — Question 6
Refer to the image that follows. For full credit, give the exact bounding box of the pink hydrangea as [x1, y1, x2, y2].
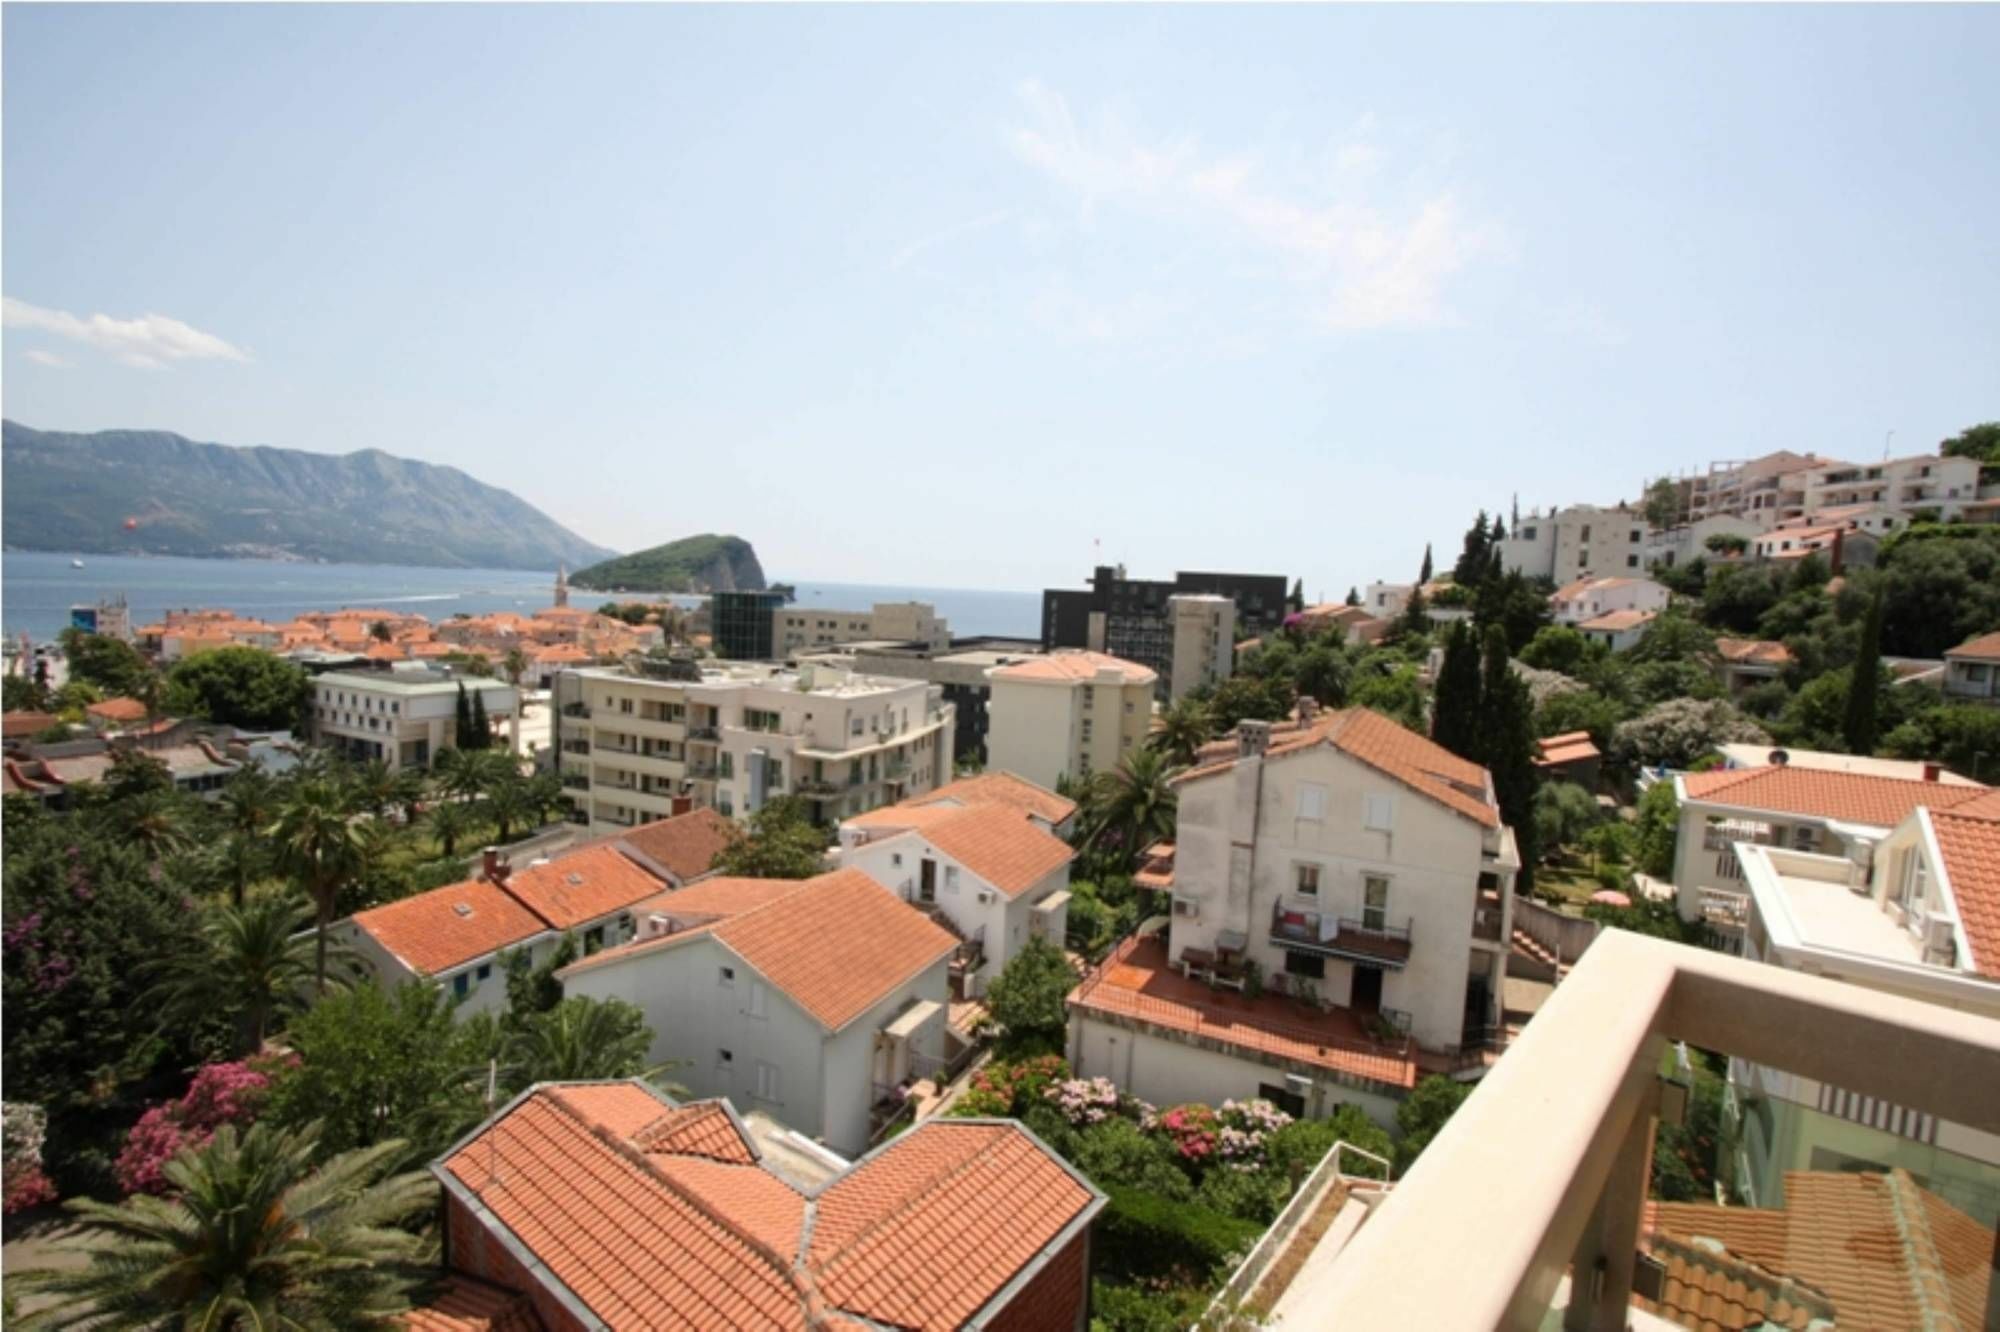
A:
[1042, 1077, 1122, 1127]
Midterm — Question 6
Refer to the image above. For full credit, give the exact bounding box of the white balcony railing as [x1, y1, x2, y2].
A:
[1298, 929, 2000, 1329]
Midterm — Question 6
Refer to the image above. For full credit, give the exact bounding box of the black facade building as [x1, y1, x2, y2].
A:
[711, 591, 785, 660]
[1038, 566, 1290, 681]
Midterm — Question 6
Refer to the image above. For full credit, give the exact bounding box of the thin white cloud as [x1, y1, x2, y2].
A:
[890, 208, 1018, 271]
[24, 349, 74, 369]
[1007, 81, 1490, 331]
[2, 297, 250, 369]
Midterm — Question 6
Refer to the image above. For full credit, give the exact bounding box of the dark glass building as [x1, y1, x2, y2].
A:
[1039, 566, 1289, 682]
[711, 591, 785, 660]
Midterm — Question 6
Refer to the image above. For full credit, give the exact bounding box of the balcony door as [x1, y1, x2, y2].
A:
[1350, 965, 1383, 1014]
[919, 858, 937, 904]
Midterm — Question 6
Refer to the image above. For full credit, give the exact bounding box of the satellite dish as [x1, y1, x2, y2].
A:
[1769, 749, 1790, 767]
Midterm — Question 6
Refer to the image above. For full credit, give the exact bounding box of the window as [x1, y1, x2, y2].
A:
[754, 1061, 781, 1102]
[1295, 863, 1320, 897]
[1260, 1081, 1307, 1118]
[1900, 854, 1929, 920]
[1522, 525, 1538, 540]
[1580, 524, 1592, 541]
[718, 1048, 733, 1067]
[476, 963, 492, 981]
[1629, 530, 1642, 543]
[891, 852, 903, 867]
[1283, 950, 1325, 979]
[1364, 795, 1395, 832]
[1363, 875, 1390, 931]
[944, 865, 960, 892]
[747, 980, 768, 1019]
[453, 973, 470, 998]
[1626, 554, 1640, 568]
[1297, 783, 1327, 821]
[1081, 719, 1093, 742]
[718, 965, 736, 987]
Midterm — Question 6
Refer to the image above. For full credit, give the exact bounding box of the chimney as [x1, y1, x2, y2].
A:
[1923, 762, 1941, 783]
[481, 847, 510, 884]
[1297, 697, 1318, 725]
[670, 795, 693, 816]
[1238, 720, 1273, 759]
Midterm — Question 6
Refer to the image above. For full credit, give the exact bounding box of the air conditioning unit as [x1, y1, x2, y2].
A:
[1283, 1073, 1314, 1098]
[976, 889, 996, 905]
[1924, 913, 1958, 961]
[1172, 897, 1199, 919]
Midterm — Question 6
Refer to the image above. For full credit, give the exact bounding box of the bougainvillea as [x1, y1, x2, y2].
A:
[3, 1101, 57, 1213]
[113, 1057, 290, 1196]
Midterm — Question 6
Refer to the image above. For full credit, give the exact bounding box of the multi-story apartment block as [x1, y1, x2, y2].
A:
[560, 869, 959, 1157]
[773, 601, 951, 656]
[1943, 632, 2000, 707]
[423, 1079, 1104, 1332]
[834, 773, 1078, 999]
[984, 650, 1155, 790]
[307, 668, 517, 771]
[1728, 787, 2000, 1226]
[1167, 593, 1236, 701]
[554, 661, 954, 829]
[1069, 704, 1521, 1128]
[1040, 565, 1285, 697]
[1495, 503, 1655, 581]
[1685, 449, 1983, 531]
[817, 637, 1046, 764]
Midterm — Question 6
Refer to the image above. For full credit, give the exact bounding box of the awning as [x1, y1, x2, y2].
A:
[1033, 891, 1072, 916]
[883, 999, 943, 1042]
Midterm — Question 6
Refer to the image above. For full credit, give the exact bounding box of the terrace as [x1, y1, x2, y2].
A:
[1269, 902, 1414, 968]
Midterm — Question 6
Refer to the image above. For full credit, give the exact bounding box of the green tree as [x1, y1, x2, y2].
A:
[216, 768, 279, 906]
[1518, 625, 1603, 677]
[1394, 1075, 1472, 1173]
[712, 796, 826, 878]
[470, 688, 493, 749]
[1429, 622, 1482, 761]
[1535, 689, 1630, 752]
[162, 647, 311, 730]
[1418, 544, 1434, 585]
[1699, 562, 1787, 634]
[501, 935, 578, 1022]
[1612, 699, 1769, 772]
[1395, 585, 1431, 641]
[1643, 477, 1681, 529]
[1081, 748, 1179, 870]
[1633, 780, 1680, 878]
[1287, 578, 1305, 613]
[13, 1121, 433, 1330]
[1293, 642, 1351, 706]
[1472, 571, 1551, 654]
[453, 682, 473, 750]
[495, 996, 672, 1094]
[1476, 626, 1540, 884]
[1842, 587, 1886, 754]
[146, 897, 359, 1057]
[426, 798, 478, 858]
[352, 757, 400, 819]
[1345, 586, 1361, 607]
[503, 646, 530, 686]
[1532, 780, 1599, 860]
[1939, 421, 2000, 466]
[485, 770, 535, 843]
[983, 937, 1075, 1056]
[1625, 608, 1718, 668]
[1205, 672, 1296, 731]
[1881, 705, 2000, 783]
[1349, 659, 1426, 731]
[265, 982, 485, 1160]
[1453, 511, 1493, 587]
[3, 673, 49, 712]
[1149, 696, 1215, 766]
[57, 626, 156, 700]
[270, 777, 368, 994]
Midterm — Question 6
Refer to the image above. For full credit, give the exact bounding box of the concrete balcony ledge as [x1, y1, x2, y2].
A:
[1298, 929, 2000, 1330]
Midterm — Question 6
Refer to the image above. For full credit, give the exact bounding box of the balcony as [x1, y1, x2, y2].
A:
[1270, 903, 1413, 969]
[560, 739, 591, 756]
[686, 724, 720, 742]
[1284, 929, 2000, 1329]
[560, 702, 591, 719]
[795, 778, 842, 799]
[685, 762, 719, 781]
[1473, 889, 1505, 943]
[560, 773, 589, 792]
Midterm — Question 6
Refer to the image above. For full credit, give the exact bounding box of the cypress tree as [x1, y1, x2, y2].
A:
[1842, 587, 1885, 755]
[1419, 544, 1434, 586]
[1430, 623, 1483, 762]
[1345, 587, 1361, 607]
[454, 683, 473, 750]
[471, 689, 492, 750]
[1397, 585, 1431, 641]
[1476, 624, 1539, 890]
[1288, 578, 1306, 613]
[1453, 512, 1492, 586]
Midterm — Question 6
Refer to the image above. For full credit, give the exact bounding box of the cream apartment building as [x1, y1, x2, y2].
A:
[308, 669, 517, 772]
[772, 601, 950, 656]
[1167, 593, 1235, 702]
[984, 650, 1155, 790]
[1686, 449, 1983, 530]
[555, 661, 953, 829]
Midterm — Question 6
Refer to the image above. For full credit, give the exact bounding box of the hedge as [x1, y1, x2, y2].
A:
[1095, 1184, 1262, 1283]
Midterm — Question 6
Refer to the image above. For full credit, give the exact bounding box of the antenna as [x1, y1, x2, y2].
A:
[1882, 429, 1895, 462]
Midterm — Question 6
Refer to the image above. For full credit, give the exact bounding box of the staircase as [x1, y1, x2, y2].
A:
[1262, 1181, 1393, 1325]
[1510, 926, 1569, 983]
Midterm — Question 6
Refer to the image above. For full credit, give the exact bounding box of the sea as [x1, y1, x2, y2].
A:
[0, 551, 1042, 644]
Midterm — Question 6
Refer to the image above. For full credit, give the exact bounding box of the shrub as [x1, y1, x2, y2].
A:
[1070, 1118, 1191, 1200]
[1042, 1076, 1122, 1128]
[1152, 1103, 1221, 1166]
[1265, 1104, 1392, 1184]
[946, 1054, 1069, 1119]
[1213, 1098, 1293, 1173]
[1094, 1185, 1262, 1284]
[1395, 1076, 1472, 1173]
[1194, 1165, 1291, 1224]
[3, 1102, 57, 1214]
[113, 1057, 285, 1196]
[1090, 1280, 1219, 1332]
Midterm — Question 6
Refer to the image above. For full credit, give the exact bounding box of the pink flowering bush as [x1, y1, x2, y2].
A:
[113, 1057, 290, 1197]
[949, 1054, 1070, 1119]
[1042, 1076, 1122, 1128]
[3, 1102, 57, 1214]
[1153, 1103, 1221, 1164]
[1213, 1097, 1294, 1172]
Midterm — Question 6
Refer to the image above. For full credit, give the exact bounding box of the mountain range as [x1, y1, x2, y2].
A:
[1, 421, 617, 571]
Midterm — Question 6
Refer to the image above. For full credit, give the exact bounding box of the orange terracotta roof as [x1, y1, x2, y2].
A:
[808, 1121, 1099, 1329]
[896, 803, 1074, 898]
[1715, 637, 1794, 667]
[85, 697, 149, 722]
[1177, 707, 1498, 828]
[710, 869, 957, 1031]
[494, 844, 665, 931]
[436, 1081, 1102, 1330]
[618, 807, 737, 882]
[839, 802, 970, 835]
[2, 711, 60, 740]
[632, 1100, 758, 1164]
[351, 878, 548, 976]
[910, 770, 1077, 825]
[400, 1276, 541, 1331]
[1929, 810, 2000, 979]
[1644, 1170, 1993, 1331]
[989, 649, 1156, 685]
[1536, 732, 1600, 767]
[1577, 609, 1656, 633]
[559, 877, 821, 976]
[1947, 631, 2000, 663]
[1680, 766, 1992, 829]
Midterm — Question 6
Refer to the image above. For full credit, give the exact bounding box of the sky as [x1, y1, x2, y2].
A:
[5, 5, 1997, 596]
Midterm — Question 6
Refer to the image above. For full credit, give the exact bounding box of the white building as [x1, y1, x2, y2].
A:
[1495, 504, 1652, 581]
[772, 601, 951, 656]
[1943, 632, 2000, 707]
[1726, 783, 2000, 1224]
[1549, 576, 1670, 627]
[1685, 449, 1982, 532]
[834, 777, 1077, 998]
[338, 841, 672, 1017]
[1574, 610, 1656, 653]
[1068, 704, 1520, 1128]
[309, 669, 517, 772]
[558, 868, 958, 1157]
[555, 661, 954, 830]
[1167, 593, 1235, 702]
[984, 650, 1155, 790]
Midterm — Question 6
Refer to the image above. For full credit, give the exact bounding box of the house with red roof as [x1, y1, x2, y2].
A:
[417, 1078, 1103, 1331]
[1068, 701, 1523, 1128]
[833, 776, 1078, 998]
[559, 870, 959, 1156]
[1943, 630, 2000, 706]
[984, 650, 1158, 791]
[1549, 575, 1669, 627]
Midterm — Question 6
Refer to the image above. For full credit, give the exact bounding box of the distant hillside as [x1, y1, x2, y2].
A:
[571, 534, 765, 593]
[1, 421, 616, 571]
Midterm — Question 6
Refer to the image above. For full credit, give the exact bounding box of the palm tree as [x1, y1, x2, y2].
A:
[217, 769, 278, 906]
[352, 758, 399, 819]
[502, 646, 529, 686]
[1082, 747, 1180, 870]
[485, 772, 534, 843]
[426, 798, 478, 859]
[1149, 697, 1216, 767]
[146, 897, 360, 1055]
[500, 997, 683, 1094]
[390, 767, 429, 825]
[125, 791, 192, 863]
[14, 1121, 434, 1329]
[269, 778, 367, 995]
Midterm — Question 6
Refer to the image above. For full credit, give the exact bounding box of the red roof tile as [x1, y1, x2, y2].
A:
[1946, 631, 2000, 663]
[560, 877, 815, 976]
[632, 1101, 758, 1165]
[1681, 766, 1992, 829]
[352, 879, 547, 976]
[910, 770, 1077, 825]
[1, 711, 60, 740]
[990, 649, 1156, 685]
[618, 807, 737, 883]
[494, 844, 665, 931]
[400, 1276, 541, 1331]
[904, 803, 1074, 898]
[85, 696, 149, 722]
[1930, 809, 2000, 979]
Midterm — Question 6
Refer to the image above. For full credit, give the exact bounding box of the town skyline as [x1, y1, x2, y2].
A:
[5, 4, 1997, 595]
